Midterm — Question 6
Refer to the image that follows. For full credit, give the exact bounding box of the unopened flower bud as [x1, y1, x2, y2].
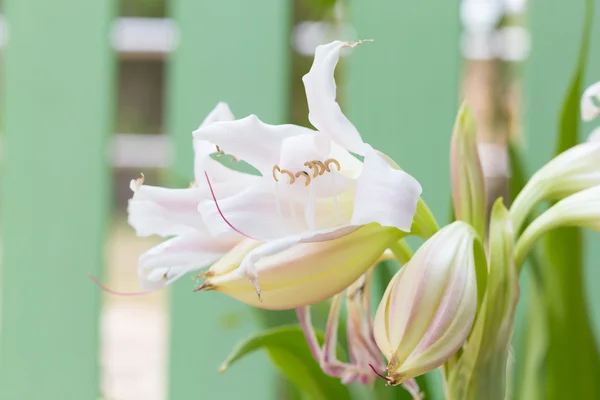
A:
[373, 222, 479, 385]
[450, 103, 486, 237]
[510, 135, 600, 232]
[515, 185, 600, 268]
[197, 224, 404, 310]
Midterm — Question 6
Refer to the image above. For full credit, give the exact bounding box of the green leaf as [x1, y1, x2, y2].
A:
[447, 200, 518, 400]
[220, 325, 351, 400]
[538, 1, 600, 398]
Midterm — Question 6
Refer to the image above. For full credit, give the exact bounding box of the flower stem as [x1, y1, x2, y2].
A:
[389, 240, 414, 265]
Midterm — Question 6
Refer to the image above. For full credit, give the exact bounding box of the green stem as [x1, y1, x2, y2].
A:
[389, 239, 414, 265]
[515, 216, 559, 273]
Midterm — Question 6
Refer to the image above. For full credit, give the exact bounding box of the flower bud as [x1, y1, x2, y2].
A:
[515, 185, 600, 268]
[373, 222, 479, 385]
[450, 103, 486, 237]
[510, 135, 600, 232]
[197, 224, 404, 310]
[448, 199, 519, 400]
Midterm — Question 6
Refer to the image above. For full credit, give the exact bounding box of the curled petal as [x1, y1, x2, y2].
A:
[193, 114, 314, 176]
[352, 149, 422, 232]
[138, 232, 240, 289]
[302, 40, 370, 156]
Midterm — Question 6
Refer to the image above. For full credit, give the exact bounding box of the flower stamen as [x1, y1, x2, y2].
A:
[312, 160, 327, 175]
[304, 161, 319, 177]
[295, 171, 311, 186]
[204, 170, 262, 241]
[88, 273, 158, 297]
[324, 158, 341, 172]
[369, 364, 391, 382]
[272, 158, 341, 185]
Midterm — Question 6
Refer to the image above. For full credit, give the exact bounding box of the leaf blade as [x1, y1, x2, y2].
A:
[220, 325, 352, 400]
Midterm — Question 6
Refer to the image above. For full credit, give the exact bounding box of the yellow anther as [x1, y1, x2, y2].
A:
[304, 161, 319, 178]
[272, 165, 281, 182]
[324, 158, 341, 172]
[312, 160, 326, 175]
[295, 171, 311, 186]
[280, 169, 295, 184]
[215, 145, 225, 155]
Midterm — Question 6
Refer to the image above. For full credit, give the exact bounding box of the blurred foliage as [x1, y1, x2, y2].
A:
[539, 0, 600, 397]
[120, 0, 166, 17]
[221, 326, 351, 400]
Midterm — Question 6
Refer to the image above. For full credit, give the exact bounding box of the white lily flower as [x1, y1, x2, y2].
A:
[581, 81, 600, 122]
[192, 41, 422, 296]
[127, 103, 259, 289]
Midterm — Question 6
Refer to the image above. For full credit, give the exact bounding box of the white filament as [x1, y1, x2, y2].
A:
[332, 171, 345, 224]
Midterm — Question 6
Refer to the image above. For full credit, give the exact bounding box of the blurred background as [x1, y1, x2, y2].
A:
[0, 0, 599, 399]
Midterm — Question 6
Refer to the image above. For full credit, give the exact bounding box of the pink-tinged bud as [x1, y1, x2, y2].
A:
[450, 103, 487, 238]
[197, 224, 404, 310]
[448, 200, 519, 400]
[373, 222, 479, 385]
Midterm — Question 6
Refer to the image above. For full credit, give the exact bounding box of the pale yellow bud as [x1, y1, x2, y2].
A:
[198, 224, 404, 310]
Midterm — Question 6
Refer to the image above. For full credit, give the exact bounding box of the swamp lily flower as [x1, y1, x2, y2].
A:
[373, 222, 479, 386]
[191, 40, 423, 301]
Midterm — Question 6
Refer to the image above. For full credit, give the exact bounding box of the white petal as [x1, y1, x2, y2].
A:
[198, 102, 235, 129]
[351, 149, 422, 232]
[138, 232, 240, 289]
[582, 81, 600, 122]
[589, 127, 600, 142]
[193, 114, 313, 175]
[232, 225, 359, 283]
[128, 172, 258, 238]
[199, 182, 306, 240]
[302, 40, 369, 156]
[193, 102, 237, 180]
[128, 184, 207, 238]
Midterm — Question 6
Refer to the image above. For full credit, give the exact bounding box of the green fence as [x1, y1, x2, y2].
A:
[0, 0, 598, 398]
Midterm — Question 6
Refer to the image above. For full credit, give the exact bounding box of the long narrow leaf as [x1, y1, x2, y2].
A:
[541, 1, 600, 398]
